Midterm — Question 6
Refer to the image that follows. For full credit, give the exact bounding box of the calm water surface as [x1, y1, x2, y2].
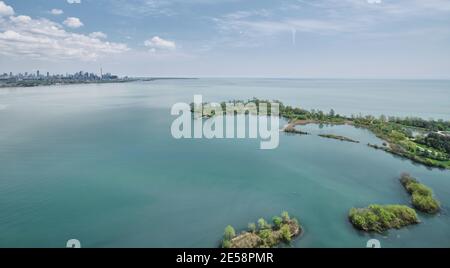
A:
[0, 79, 449, 247]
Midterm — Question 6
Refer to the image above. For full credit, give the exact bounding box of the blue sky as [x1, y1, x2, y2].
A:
[1, 0, 450, 78]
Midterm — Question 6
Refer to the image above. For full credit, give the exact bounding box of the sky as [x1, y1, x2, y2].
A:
[0, 0, 450, 78]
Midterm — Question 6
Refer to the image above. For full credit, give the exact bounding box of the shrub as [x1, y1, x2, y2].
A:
[272, 216, 283, 229]
[280, 225, 292, 242]
[258, 229, 277, 247]
[412, 193, 440, 214]
[222, 240, 232, 248]
[258, 229, 271, 240]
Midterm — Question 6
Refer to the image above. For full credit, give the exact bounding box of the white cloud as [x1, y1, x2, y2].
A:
[222, 9, 271, 20]
[0, 14, 129, 61]
[50, 9, 64, 15]
[0, 1, 14, 17]
[144, 36, 176, 50]
[302, 0, 450, 16]
[89, 31, 107, 39]
[214, 0, 450, 46]
[10, 15, 31, 24]
[67, 0, 81, 4]
[63, 17, 83, 28]
[216, 16, 350, 38]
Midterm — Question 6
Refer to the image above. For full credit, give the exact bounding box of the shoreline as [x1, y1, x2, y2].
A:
[0, 79, 138, 89]
[0, 77, 198, 89]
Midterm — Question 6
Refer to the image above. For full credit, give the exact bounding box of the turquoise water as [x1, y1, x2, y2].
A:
[0, 79, 449, 248]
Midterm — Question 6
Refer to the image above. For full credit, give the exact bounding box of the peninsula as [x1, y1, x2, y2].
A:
[193, 98, 450, 169]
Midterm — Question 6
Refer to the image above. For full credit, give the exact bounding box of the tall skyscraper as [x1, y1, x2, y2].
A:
[37, 70, 40, 77]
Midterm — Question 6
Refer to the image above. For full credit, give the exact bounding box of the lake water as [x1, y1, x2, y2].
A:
[0, 79, 449, 248]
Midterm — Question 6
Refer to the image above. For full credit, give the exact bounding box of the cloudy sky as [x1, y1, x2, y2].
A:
[0, 0, 450, 78]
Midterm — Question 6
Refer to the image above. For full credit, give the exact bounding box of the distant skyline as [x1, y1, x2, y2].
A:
[1, 0, 450, 79]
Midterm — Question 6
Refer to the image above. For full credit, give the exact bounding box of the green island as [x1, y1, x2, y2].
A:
[221, 212, 301, 248]
[400, 173, 440, 214]
[318, 134, 359, 143]
[192, 98, 450, 169]
[348, 205, 419, 233]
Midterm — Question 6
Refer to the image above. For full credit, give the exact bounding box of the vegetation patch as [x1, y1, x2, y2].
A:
[318, 134, 359, 143]
[349, 204, 419, 233]
[355, 117, 450, 169]
[400, 173, 440, 214]
[221, 212, 301, 248]
[284, 127, 309, 135]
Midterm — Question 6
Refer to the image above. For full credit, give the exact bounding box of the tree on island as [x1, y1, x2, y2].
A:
[248, 222, 256, 233]
[281, 211, 290, 222]
[272, 216, 283, 230]
[223, 225, 236, 241]
[258, 218, 270, 230]
[329, 109, 335, 117]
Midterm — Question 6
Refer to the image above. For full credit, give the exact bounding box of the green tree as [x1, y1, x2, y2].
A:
[329, 109, 335, 117]
[258, 218, 269, 230]
[272, 216, 283, 229]
[248, 222, 256, 233]
[223, 225, 236, 241]
[281, 211, 290, 222]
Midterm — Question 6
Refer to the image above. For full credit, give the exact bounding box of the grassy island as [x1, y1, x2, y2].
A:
[318, 134, 359, 143]
[400, 173, 440, 214]
[221, 212, 301, 248]
[349, 205, 419, 233]
[191, 98, 450, 169]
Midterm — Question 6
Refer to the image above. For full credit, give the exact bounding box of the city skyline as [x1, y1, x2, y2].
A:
[1, 69, 117, 79]
[0, 68, 129, 88]
[1, 0, 450, 79]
